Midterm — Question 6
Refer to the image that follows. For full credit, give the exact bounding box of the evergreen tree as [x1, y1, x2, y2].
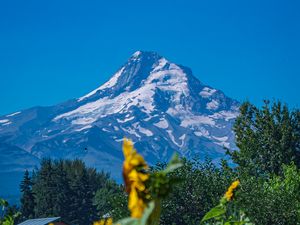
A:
[23, 158, 121, 225]
[65, 160, 95, 225]
[52, 160, 71, 223]
[229, 100, 300, 176]
[32, 159, 56, 217]
[20, 170, 35, 220]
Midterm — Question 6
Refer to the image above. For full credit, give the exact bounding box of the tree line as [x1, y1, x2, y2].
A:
[19, 159, 123, 225]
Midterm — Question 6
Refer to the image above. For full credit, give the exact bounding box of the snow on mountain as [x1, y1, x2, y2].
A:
[0, 51, 239, 202]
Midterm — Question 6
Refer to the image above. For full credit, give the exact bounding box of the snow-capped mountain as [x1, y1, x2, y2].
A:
[0, 51, 239, 201]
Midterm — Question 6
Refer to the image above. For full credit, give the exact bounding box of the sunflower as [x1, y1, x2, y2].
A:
[122, 138, 149, 218]
[93, 218, 113, 225]
[224, 180, 240, 201]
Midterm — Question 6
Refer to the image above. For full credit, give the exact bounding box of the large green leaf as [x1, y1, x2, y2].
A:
[140, 201, 155, 225]
[201, 205, 226, 223]
[114, 217, 139, 225]
[163, 154, 182, 174]
[224, 221, 247, 225]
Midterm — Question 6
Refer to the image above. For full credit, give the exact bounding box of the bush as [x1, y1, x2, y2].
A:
[237, 164, 300, 225]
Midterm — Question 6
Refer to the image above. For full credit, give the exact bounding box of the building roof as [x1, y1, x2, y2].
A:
[17, 217, 61, 225]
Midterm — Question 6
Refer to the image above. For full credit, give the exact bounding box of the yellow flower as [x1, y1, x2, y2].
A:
[122, 138, 148, 193]
[93, 221, 105, 225]
[106, 218, 113, 225]
[93, 218, 113, 225]
[123, 139, 147, 169]
[225, 180, 240, 201]
[128, 169, 148, 191]
[122, 138, 149, 218]
[128, 187, 147, 218]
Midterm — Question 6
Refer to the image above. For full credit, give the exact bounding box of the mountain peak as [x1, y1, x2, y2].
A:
[0, 50, 240, 196]
[127, 50, 165, 67]
[78, 51, 169, 101]
[130, 50, 162, 61]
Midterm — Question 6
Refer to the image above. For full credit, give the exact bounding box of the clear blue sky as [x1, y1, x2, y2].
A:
[0, 0, 299, 116]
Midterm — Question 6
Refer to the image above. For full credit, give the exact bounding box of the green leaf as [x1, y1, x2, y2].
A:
[115, 217, 139, 225]
[2, 216, 14, 225]
[163, 154, 182, 174]
[140, 201, 155, 225]
[224, 221, 247, 225]
[201, 205, 226, 223]
[0, 199, 8, 207]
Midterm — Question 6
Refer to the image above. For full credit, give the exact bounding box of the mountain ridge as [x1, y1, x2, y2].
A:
[0, 51, 239, 202]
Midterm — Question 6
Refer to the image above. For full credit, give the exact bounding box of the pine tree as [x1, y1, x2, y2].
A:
[27, 158, 118, 225]
[52, 160, 71, 223]
[66, 160, 95, 225]
[32, 159, 56, 217]
[20, 170, 35, 220]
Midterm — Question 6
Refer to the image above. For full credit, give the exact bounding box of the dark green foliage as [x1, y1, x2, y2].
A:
[158, 100, 300, 225]
[0, 199, 21, 225]
[106, 156, 235, 225]
[227, 100, 300, 225]
[52, 160, 71, 222]
[147, 154, 183, 201]
[108, 188, 129, 220]
[229, 100, 300, 176]
[32, 159, 56, 217]
[159, 158, 235, 225]
[236, 164, 300, 225]
[21, 159, 123, 225]
[64, 160, 95, 225]
[93, 181, 128, 221]
[20, 170, 35, 220]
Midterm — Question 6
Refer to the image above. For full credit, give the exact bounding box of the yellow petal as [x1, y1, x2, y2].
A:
[138, 172, 149, 181]
[231, 180, 240, 189]
[132, 181, 146, 192]
[93, 220, 105, 225]
[130, 199, 145, 218]
[106, 218, 113, 225]
[130, 154, 146, 166]
[128, 188, 139, 209]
